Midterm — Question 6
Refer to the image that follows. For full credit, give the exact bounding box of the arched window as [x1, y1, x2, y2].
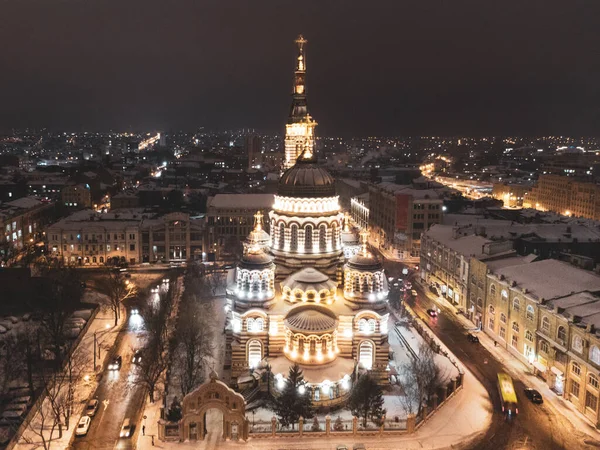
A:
[247, 340, 262, 369]
[477, 298, 483, 308]
[246, 318, 255, 332]
[359, 341, 374, 370]
[572, 361, 582, 376]
[513, 298, 520, 312]
[526, 305, 534, 321]
[489, 305, 495, 315]
[305, 225, 313, 252]
[512, 322, 519, 333]
[368, 319, 376, 333]
[525, 330, 533, 342]
[358, 319, 367, 332]
[331, 222, 337, 248]
[540, 340, 549, 353]
[319, 225, 327, 252]
[590, 346, 600, 365]
[255, 318, 264, 332]
[490, 284, 496, 297]
[542, 316, 550, 332]
[500, 313, 507, 324]
[279, 223, 285, 249]
[573, 335, 584, 353]
[557, 326, 566, 343]
[589, 374, 600, 390]
[290, 224, 298, 251]
[99, 256, 104, 263]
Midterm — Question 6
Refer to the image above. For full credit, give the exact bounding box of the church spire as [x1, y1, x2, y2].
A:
[290, 35, 308, 119]
[284, 35, 318, 170]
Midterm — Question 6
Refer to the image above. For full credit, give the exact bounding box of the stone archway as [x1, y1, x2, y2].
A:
[180, 371, 248, 442]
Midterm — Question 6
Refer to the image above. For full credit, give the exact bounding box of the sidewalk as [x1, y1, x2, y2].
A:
[13, 297, 126, 450]
[414, 277, 600, 441]
[136, 368, 490, 450]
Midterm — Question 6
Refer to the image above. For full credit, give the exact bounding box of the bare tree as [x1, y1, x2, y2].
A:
[174, 301, 215, 396]
[32, 267, 83, 366]
[134, 288, 174, 402]
[95, 269, 138, 326]
[397, 342, 447, 417]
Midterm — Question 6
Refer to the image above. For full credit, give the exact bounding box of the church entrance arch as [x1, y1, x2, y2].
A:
[180, 371, 248, 442]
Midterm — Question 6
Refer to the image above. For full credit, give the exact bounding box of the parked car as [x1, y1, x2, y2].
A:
[524, 388, 543, 404]
[336, 446, 348, 450]
[467, 333, 480, 343]
[85, 398, 99, 417]
[108, 355, 122, 371]
[353, 444, 367, 450]
[76, 416, 91, 436]
[132, 350, 142, 363]
[120, 418, 132, 438]
[411, 289, 418, 297]
[426, 309, 438, 317]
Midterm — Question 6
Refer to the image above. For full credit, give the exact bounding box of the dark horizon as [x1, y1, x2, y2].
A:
[1, 0, 599, 137]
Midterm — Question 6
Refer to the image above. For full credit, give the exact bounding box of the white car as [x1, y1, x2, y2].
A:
[76, 416, 91, 436]
[120, 418, 132, 438]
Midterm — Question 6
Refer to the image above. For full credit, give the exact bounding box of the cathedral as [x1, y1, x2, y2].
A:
[226, 36, 390, 406]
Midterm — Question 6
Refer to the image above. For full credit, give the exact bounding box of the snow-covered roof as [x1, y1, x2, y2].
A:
[425, 225, 492, 257]
[208, 194, 274, 210]
[281, 268, 337, 293]
[492, 259, 600, 301]
[376, 182, 447, 200]
[269, 355, 355, 384]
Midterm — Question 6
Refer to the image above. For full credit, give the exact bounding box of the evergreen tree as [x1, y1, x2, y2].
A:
[166, 397, 182, 422]
[348, 374, 386, 428]
[273, 363, 314, 428]
[311, 416, 320, 431]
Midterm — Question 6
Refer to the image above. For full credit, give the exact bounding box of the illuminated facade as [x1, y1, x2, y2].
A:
[284, 35, 317, 170]
[228, 153, 389, 407]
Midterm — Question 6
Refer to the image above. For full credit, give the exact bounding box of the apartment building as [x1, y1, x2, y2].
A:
[525, 174, 600, 220]
[482, 259, 600, 426]
[368, 181, 445, 259]
[61, 184, 92, 208]
[47, 209, 205, 265]
[206, 194, 274, 254]
[350, 192, 369, 230]
[1, 197, 54, 250]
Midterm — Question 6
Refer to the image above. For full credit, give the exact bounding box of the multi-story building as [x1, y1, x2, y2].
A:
[61, 184, 92, 209]
[369, 182, 445, 259]
[47, 209, 205, 265]
[283, 35, 317, 170]
[492, 182, 530, 208]
[1, 197, 54, 252]
[482, 259, 600, 426]
[350, 193, 369, 230]
[420, 224, 513, 312]
[524, 174, 600, 220]
[206, 194, 274, 255]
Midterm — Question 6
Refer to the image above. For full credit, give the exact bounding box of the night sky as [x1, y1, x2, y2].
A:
[1, 0, 599, 137]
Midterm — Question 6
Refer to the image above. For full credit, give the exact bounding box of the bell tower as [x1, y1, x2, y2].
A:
[284, 35, 317, 170]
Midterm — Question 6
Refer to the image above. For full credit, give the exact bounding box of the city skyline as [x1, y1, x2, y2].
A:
[1, 0, 599, 136]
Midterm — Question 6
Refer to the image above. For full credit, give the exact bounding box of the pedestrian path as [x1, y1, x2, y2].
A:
[13, 301, 125, 450]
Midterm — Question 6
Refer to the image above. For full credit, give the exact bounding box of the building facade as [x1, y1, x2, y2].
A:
[369, 182, 444, 259]
[1, 197, 54, 254]
[350, 193, 369, 230]
[61, 184, 92, 209]
[47, 209, 205, 265]
[524, 174, 600, 220]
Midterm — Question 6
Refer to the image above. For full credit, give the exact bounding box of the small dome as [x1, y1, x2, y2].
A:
[347, 252, 383, 271]
[278, 158, 336, 198]
[241, 251, 274, 266]
[341, 229, 359, 245]
[285, 306, 338, 333]
[282, 268, 337, 292]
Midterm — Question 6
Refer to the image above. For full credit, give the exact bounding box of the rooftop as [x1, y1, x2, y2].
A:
[492, 259, 600, 302]
[208, 194, 274, 210]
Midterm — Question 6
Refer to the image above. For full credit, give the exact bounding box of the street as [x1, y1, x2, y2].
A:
[383, 258, 596, 450]
[71, 313, 147, 450]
